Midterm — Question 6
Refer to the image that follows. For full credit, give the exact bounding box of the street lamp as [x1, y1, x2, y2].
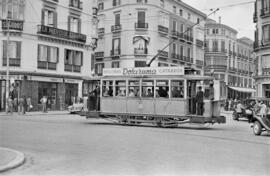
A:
[5, 15, 11, 113]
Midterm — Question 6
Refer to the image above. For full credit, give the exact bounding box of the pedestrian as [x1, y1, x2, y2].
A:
[7, 96, 13, 114]
[40, 96, 48, 113]
[13, 97, 18, 112]
[23, 96, 27, 114]
[196, 86, 204, 115]
[18, 96, 24, 115]
[26, 97, 32, 112]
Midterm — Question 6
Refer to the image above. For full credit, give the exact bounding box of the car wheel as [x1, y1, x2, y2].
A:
[253, 121, 262, 136]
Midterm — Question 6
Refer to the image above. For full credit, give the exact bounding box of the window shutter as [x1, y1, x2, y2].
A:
[47, 46, 50, 62]
[37, 44, 40, 61]
[16, 42, 21, 59]
[64, 49, 67, 64]
[68, 16, 71, 31]
[41, 9, 45, 25]
[53, 12, 58, 28]
[78, 18, 81, 33]
[3, 41, 7, 58]
[81, 52, 83, 66]
[57, 48, 59, 63]
[95, 64, 98, 74]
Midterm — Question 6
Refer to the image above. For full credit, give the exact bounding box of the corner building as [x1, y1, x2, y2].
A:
[254, 0, 270, 98]
[0, 0, 97, 111]
[94, 0, 206, 75]
[205, 20, 256, 99]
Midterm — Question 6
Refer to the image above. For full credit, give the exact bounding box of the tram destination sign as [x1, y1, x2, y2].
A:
[103, 67, 184, 76]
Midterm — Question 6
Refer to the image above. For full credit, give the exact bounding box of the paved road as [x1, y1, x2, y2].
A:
[0, 113, 269, 176]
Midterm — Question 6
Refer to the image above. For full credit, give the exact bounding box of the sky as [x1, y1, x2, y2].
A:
[182, 0, 255, 40]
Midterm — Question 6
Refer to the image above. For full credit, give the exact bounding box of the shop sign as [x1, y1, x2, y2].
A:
[2, 20, 24, 31]
[103, 67, 184, 76]
[65, 79, 81, 84]
[30, 76, 63, 83]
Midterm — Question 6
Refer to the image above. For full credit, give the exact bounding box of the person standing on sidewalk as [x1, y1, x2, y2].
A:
[23, 96, 27, 114]
[40, 96, 47, 113]
[7, 96, 13, 114]
[18, 97, 24, 115]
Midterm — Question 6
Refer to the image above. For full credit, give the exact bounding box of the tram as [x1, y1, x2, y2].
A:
[85, 66, 226, 127]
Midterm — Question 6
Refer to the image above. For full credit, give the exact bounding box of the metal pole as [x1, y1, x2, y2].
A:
[5, 18, 10, 113]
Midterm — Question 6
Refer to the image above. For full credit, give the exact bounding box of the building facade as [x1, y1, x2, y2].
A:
[205, 20, 255, 99]
[0, 0, 97, 111]
[94, 0, 206, 76]
[254, 0, 270, 98]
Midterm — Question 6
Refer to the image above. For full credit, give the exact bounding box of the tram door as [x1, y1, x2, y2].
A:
[187, 80, 197, 114]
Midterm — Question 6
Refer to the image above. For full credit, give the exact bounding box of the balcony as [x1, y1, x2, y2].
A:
[185, 35, 193, 43]
[196, 39, 204, 48]
[69, 0, 83, 10]
[2, 58, 21, 67]
[98, 28, 105, 38]
[254, 40, 270, 51]
[196, 60, 204, 66]
[38, 61, 57, 70]
[135, 23, 148, 30]
[158, 25, 168, 35]
[253, 12, 258, 23]
[229, 67, 237, 72]
[158, 50, 168, 58]
[95, 52, 104, 58]
[262, 68, 270, 75]
[111, 49, 121, 56]
[111, 25, 122, 33]
[205, 48, 227, 54]
[2, 20, 24, 31]
[37, 25, 86, 43]
[206, 65, 227, 70]
[171, 31, 178, 39]
[260, 8, 270, 18]
[171, 53, 178, 59]
[134, 48, 148, 55]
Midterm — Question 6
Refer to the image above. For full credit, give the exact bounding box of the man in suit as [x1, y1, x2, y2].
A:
[196, 86, 204, 115]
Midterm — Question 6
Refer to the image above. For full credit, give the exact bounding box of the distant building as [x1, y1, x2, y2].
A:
[253, 0, 270, 98]
[0, 0, 97, 111]
[94, 0, 206, 75]
[205, 20, 255, 99]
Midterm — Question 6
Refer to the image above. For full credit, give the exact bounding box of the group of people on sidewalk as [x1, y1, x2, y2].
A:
[6, 96, 32, 115]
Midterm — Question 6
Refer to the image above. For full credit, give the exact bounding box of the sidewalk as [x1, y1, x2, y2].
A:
[0, 147, 25, 173]
[0, 110, 70, 117]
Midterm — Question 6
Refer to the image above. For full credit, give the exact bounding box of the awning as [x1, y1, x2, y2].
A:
[229, 86, 256, 93]
[133, 36, 150, 44]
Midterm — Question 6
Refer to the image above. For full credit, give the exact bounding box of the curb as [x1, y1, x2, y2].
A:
[0, 148, 25, 173]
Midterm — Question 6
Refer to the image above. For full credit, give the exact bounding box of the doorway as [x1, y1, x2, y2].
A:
[187, 80, 197, 114]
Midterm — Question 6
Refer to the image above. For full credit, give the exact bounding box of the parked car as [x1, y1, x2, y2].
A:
[252, 114, 270, 135]
[68, 103, 84, 114]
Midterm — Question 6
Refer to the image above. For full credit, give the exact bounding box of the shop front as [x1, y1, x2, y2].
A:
[228, 86, 256, 100]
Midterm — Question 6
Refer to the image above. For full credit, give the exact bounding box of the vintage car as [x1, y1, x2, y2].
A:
[252, 114, 270, 135]
[68, 103, 84, 114]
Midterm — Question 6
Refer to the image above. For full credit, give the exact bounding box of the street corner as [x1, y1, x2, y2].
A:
[0, 147, 25, 173]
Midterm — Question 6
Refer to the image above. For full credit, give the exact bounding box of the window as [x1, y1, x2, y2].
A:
[206, 29, 209, 35]
[180, 45, 184, 56]
[113, 0, 121, 6]
[115, 13, 120, 25]
[262, 55, 270, 68]
[95, 63, 104, 76]
[38, 44, 59, 63]
[188, 13, 191, 20]
[42, 9, 57, 27]
[142, 80, 154, 97]
[3, 41, 21, 59]
[112, 38, 120, 54]
[102, 81, 113, 97]
[128, 81, 140, 97]
[171, 80, 184, 98]
[156, 80, 169, 98]
[68, 16, 81, 33]
[262, 0, 270, 10]
[172, 43, 176, 54]
[173, 6, 176, 14]
[221, 40, 225, 52]
[38, 82, 57, 105]
[98, 2, 104, 10]
[135, 61, 146, 67]
[197, 18, 200, 24]
[262, 24, 270, 42]
[179, 9, 183, 16]
[212, 40, 218, 51]
[137, 11, 146, 25]
[221, 29, 226, 35]
[65, 49, 83, 66]
[137, 0, 147, 3]
[115, 80, 126, 97]
[112, 61, 119, 68]
[172, 20, 177, 31]
[0, 0, 25, 20]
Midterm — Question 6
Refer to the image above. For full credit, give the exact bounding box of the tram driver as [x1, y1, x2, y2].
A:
[196, 86, 204, 115]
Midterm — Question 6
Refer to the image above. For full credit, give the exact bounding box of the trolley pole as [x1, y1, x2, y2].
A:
[5, 17, 10, 113]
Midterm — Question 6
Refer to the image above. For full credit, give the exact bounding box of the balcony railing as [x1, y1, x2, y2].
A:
[69, 0, 83, 10]
[98, 28, 105, 38]
[158, 50, 168, 58]
[73, 65, 81, 73]
[196, 39, 204, 47]
[185, 35, 193, 43]
[206, 65, 227, 70]
[64, 64, 73, 72]
[206, 48, 227, 53]
[48, 62, 57, 70]
[262, 68, 270, 75]
[254, 39, 270, 50]
[196, 60, 204, 66]
[37, 25, 86, 43]
[95, 52, 104, 58]
[111, 49, 121, 56]
[2, 58, 21, 67]
[135, 23, 148, 30]
[2, 20, 24, 31]
[134, 48, 148, 55]
[111, 25, 122, 33]
[171, 30, 178, 38]
[38, 61, 57, 70]
[171, 53, 178, 59]
[253, 12, 258, 23]
[260, 8, 270, 17]
[158, 25, 168, 35]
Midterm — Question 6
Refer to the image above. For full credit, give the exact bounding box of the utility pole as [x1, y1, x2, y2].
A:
[146, 8, 219, 67]
[5, 16, 10, 113]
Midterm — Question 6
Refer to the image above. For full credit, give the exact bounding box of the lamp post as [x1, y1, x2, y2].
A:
[5, 16, 10, 113]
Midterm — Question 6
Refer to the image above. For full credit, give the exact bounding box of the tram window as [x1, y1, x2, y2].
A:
[115, 80, 126, 97]
[128, 81, 140, 97]
[142, 80, 154, 97]
[102, 81, 113, 97]
[171, 80, 184, 98]
[156, 80, 169, 98]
